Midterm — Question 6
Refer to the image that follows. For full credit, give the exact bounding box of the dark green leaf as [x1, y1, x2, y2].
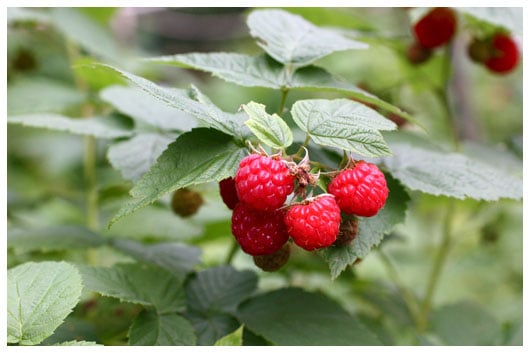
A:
[242, 101, 293, 149]
[184, 266, 258, 345]
[431, 301, 503, 345]
[87, 64, 247, 138]
[8, 114, 133, 139]
[77, 263, 185, 314]
[111, 239, 201, 276]
[237, 287, 382, 345]
[8, 225, 105, 253]
[7, 262, 83, 345]
[247, 9, 367, 67]
[107, 132, 176, 182]
[129, 310, 196, 346]
[109, 128, 247, 227]
[100, 85, 198, 131]
[322, 175, 410, 279]
[291, 99, 396, 157]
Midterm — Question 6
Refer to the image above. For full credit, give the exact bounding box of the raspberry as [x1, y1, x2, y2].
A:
[413, 7, 456, 49]
[334, 216, 359, 247]
[231, 203, 289, 256]
[328, 161, 388, 217]
[467, 38, 491, 64]
[219, 177, 239, 210]
[253, 243, 291, 272]
[407, 41, 432, 65]
[484, 33, 519, 74]
[171, 188, 203, 217]
[284, 195, 341, 251]
[235, 154, 295, 212]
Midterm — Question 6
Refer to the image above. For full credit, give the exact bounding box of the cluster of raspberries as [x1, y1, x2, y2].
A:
[407, 7, 519, 74]
[219, 152, 388, 271]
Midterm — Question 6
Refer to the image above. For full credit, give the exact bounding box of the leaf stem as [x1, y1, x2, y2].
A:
[418, 200, 455, 331]
[439, 45, 460, 151]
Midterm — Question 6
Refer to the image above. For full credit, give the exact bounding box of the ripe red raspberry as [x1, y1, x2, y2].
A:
[485, 33, 519, 74]
[284, 195, 341, 251]
[231, 203, 289, 256]
[235, 154, 295, 212]
[219, 177, 239, 210]
[413, 7, 457, 49]
[328, 161, 388, 217]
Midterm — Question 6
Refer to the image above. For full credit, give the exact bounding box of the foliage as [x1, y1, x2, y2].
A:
[7, 7, 522, 346]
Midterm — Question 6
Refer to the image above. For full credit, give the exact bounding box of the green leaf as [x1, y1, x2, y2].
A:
[185, 266, 258, 345]
[215, 326, 243, 346]
[237, 287, 382, 345]
[242, 101, 292, 149]
[383, 133, 523, 200]
[247, 9, 367, 67]
[144, 53, 416, 125]
[86, 64, 247, 138]
[7, 77, 85, 115]
[77, 263, 186, 314]
[51, 8, 122, 62]
[109, 128, 247, 227]
[8, 225, 105, 254]
[100, 85, 198, 131]
[7, 114, 133, 139]
[110, 239, 201, 276]
[7, 262, 83, 345]
[128, 310, 196, 346]
[431, 301, 503, 345]
[291, 99, 396, 157]
[7, 7, 51, 23]
[458, 8, 522, 35]
[107, 133, 176, 182]
[53, 341, 102, 346]
[321, 174, 410, 279]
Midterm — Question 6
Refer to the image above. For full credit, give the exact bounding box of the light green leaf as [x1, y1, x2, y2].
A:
[7, 114, 133, 139]
[100, 85, 198, 131]
[237, 287, 382, 345]
[185, 266, 258, 345]
[7, 262, 83, 345]
[383, 133, 523, 200]
[7, 77, 85, 115]
[247, 9, 367, 67]
[107, 132, 176, 182]
[53, 341, 102, 346]
[78, 263, 185, 314]
[291, 99, 396, 157]
[144, 53, 416, 125]
[110, 239, 201, 276]
[7, 7, 51, 23]
[51, 8, 122, 62]
[458, 7, 522, 35]
[432, 301, 503, 345]
[321, 174, 410, 279]
[215, 326, 243, 346]
[8, 225, 105, 254]
[87, 63, 247, 138]
[129, 310, 196, 346]
[242, 101, 292, 149]
[109, 128, 247, 227]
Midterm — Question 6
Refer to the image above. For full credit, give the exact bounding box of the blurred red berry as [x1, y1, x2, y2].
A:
[413, 7, 457, 49]
[485, 33, 519, 74]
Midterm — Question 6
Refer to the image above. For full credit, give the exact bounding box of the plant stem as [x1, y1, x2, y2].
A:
[277, 89, 289, 116]
[418, 201, 454, 331]
[378, 249, 423, 328]
[439, 45, 460, 151]
[225, 240, 239, 265]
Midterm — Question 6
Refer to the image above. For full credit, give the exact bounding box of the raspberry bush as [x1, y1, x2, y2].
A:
[7, 7, 522, 346]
